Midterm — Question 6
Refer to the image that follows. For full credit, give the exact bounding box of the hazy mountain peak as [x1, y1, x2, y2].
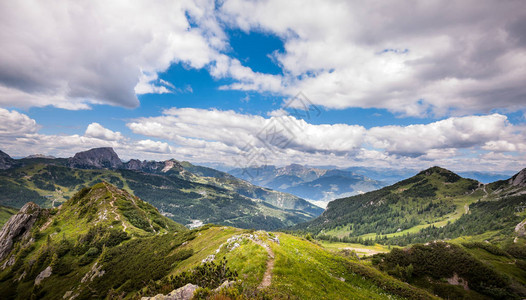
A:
[68, 147, 123, 169]
[24, 154, 56, 159]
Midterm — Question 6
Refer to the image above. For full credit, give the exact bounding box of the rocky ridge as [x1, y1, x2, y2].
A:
[0, 202, 42, 261]
[0, 150, 15, 170]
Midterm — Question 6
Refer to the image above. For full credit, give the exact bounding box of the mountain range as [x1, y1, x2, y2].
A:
[229, 164, 383, 207]
[1, 155, 526, 299]
[228, 164, 514, 209]
[0, 148, 322, 231]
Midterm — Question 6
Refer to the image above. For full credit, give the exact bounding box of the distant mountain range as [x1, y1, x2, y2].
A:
[229, 164, 382, 207]
[229, 164, 514, 207]
[343, 166, 513, 185]
[0, 148, 322, 230]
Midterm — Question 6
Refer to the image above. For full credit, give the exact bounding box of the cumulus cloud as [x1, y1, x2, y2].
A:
[85, 123, 124, 141]
[0, 0, 225, 109]
[127, 108, 526, 171]
[219, 0, 526, 116]
[366, 114, 517, 156]
[136, 140, 172, 154]
[2, 0, 525, 118]
[0, 107, 524, 172]
[0, 109, 177, 160]
[0, 108, 39, 136]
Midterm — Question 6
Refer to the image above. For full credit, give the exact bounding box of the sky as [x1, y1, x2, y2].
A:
[1, 0, 525, 173]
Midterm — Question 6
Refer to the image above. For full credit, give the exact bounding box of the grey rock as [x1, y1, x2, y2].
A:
[68, 147, 123, 169]
[35, 266, 52, 285]
[125, 159, 184, 174]
[0, 150, 15, 170]
[510, 168, 526, 187]
[141, 283, 199, 300]
[0, 202, 41, 261]
[214, 280, 235, 292]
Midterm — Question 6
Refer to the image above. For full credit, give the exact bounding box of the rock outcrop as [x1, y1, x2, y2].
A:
[35, 266, 52, 285]
[125, 159, 185, 174]
[141, 283, 199, 300]
[0, 150, 15, 170]
[510, 168, 526, 187]
[68, 147, 123, 169]
[0, 202, 42, 261]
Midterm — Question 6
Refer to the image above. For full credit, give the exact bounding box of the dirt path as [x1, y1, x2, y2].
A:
[464, 204, 469, 214]
[104, 183, 127, 232]
[255, 241, 275, 290]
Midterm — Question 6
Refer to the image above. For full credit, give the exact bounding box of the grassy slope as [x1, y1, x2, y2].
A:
[295, 167, 484, 239]
[0, 185, 434, 300]
[0, 205, 17, 227]
[372, 241, 526, 299]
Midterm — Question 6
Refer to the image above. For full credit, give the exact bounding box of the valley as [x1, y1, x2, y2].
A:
[0, 148, 321, 231]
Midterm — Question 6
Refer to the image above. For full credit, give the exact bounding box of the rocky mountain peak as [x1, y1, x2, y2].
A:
[0, 202, 42, 261]
[509, 168, 526, 187]
[68, 147, 123, 169]
[124, 158, 184, 174]
[0, 150, 15, 170]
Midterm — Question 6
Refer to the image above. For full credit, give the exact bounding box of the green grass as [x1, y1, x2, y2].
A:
[319, 240, 392, 256]
[268, 233, 433, 299]
[0, 205, 17, 227]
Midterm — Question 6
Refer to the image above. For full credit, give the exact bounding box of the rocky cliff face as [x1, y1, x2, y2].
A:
[68, 147, 123, 169]
[0, 150, 15, 170]
[0, 202, 42, 261]
[510, 168, 526, 187]
[125, 159, 185, 174]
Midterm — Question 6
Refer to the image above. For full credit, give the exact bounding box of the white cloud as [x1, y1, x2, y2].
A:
[0, 0, 225, 109]
[219, 0, 526, 116]
[2, 0, 525, 118]
[0, 108, 39, 136]
[136, 140, 172, 154]
[126, 108, 526, 171]
[0, 109, 176, 160]
[366, 114, 517, 156]
[85, 123, 124, 141]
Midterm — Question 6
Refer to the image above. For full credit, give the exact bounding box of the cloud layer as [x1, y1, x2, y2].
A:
[219, 0, 526, 116]
[1, 107, 524, 171]
[0, 0, 224, 109]
[126, 107, 526, 171]
[1, 1, 525, 116]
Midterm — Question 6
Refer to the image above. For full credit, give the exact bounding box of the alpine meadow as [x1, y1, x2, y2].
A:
[1, 1, 526, 299]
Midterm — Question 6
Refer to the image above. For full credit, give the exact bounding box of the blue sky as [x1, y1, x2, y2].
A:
[0, 1, 525, 172]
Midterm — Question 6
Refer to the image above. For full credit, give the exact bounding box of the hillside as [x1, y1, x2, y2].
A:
[0, 183, 436, 299]
[229, 164, 381, 206]
[294, 167, 483, 239]
[381, 168, 526, 246]
[0, 148, 322, 230]
[372, 241, 526, 299]
[294, 167, 526, 247]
